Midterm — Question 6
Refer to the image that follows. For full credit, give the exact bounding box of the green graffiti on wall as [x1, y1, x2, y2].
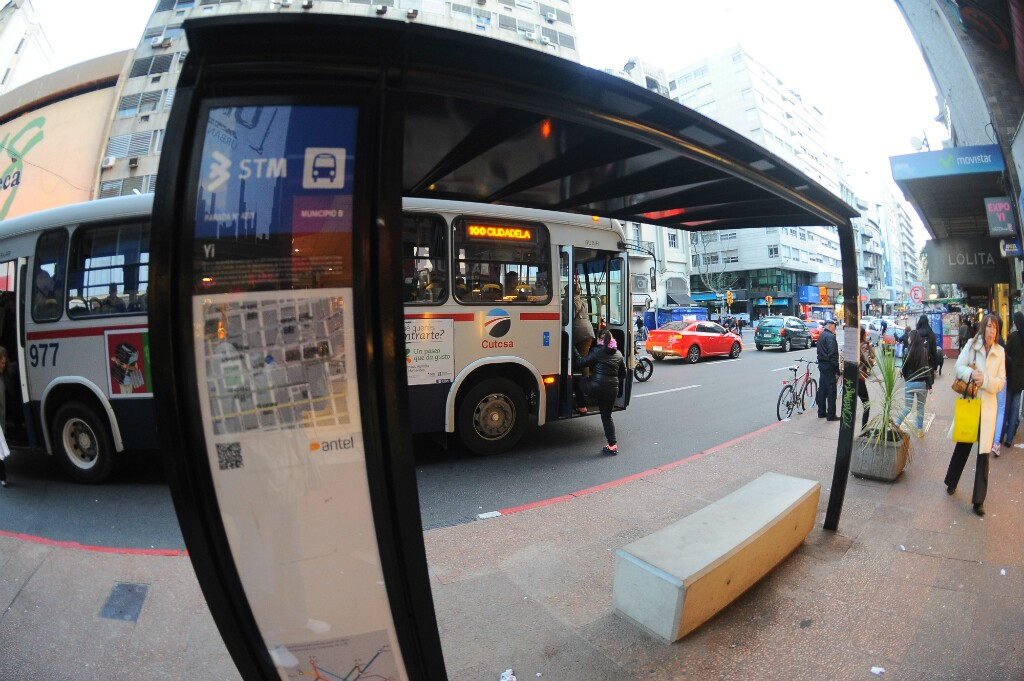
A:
[0, 116, 46, 220]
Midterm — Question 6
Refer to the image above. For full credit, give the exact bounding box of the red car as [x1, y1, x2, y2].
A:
[645, 320, 743, 363]
[806, 320, 823, 345]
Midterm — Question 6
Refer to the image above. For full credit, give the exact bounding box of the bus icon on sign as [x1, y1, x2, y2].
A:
[303, 147, 346, 189]
[311, 153, 336, 181]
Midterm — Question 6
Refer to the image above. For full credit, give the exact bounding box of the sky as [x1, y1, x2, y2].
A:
[28, 0, 939, 241]
[573, 0, 948, 216]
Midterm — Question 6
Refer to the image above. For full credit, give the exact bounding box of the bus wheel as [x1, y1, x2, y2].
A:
[457, 378, 528, 455]
[52, 403, 114, 484]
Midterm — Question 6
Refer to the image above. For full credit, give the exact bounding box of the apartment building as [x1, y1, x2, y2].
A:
[666, 46, 844, 319]
[0, 0, 53, 96]
[99, 0, 578, 199]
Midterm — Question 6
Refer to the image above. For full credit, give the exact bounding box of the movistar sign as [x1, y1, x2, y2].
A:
[890, 144, 1005, 181]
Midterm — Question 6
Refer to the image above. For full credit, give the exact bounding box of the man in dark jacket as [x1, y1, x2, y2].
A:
[573, 330, 627, 454]
[916, 314, 938, 386]
[816, 319, 840, 421]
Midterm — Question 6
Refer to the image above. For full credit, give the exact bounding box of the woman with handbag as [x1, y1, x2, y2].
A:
[945, 313, 1005, 516]
[857, 327, 876, 430]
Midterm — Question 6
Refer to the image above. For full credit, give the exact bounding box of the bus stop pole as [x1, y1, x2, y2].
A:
[824, 219, 860, 531]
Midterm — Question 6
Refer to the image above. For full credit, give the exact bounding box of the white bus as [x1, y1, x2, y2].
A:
[2, 195, 631, 481]
[0, 193, 156, 483]
[401, 199, 633, 454]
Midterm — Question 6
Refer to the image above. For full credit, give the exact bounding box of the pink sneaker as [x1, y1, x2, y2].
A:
[602, 444, 618, 455]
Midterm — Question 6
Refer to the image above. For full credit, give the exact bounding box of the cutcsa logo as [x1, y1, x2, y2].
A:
[484, 308, 511, 337]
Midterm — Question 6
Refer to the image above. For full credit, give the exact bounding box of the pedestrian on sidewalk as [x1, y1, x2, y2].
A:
[895, 330, 930, 432]
[816, 319, 840, 421]
[858, 326, 876, 430]
[572, 329, 626, 455]
[945, 313, 1005, 516]
[1002, 311, 1024, 448]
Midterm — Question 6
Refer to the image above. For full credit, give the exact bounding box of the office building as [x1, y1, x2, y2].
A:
[0, 0, 53, 96]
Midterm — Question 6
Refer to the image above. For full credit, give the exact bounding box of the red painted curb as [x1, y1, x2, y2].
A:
[497, 420, 786, 517]
[0, 529, 184, 556]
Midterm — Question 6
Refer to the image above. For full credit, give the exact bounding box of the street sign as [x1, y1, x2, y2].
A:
[909, 286, 924, 303]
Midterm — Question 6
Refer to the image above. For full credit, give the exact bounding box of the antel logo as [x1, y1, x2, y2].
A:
[484, 308, 511, 338]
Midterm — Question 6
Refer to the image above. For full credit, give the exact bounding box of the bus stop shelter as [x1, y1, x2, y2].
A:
[150, 14, 861, 680]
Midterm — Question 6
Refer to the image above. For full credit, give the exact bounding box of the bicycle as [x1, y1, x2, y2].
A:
[776, 358, 818, 421]
[633, 336, 653, 382]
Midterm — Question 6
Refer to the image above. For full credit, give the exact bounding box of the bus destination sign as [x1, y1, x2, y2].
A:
[466, 223, 535, 242]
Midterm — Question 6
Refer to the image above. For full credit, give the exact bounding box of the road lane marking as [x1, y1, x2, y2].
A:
[633, 384, 700, 398]
[771, 366, 795, 372]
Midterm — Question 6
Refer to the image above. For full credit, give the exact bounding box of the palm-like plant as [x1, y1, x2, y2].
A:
[854, 347, 919, 481]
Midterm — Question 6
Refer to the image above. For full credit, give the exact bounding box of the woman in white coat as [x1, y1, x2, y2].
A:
[945, 313, 1005, 516]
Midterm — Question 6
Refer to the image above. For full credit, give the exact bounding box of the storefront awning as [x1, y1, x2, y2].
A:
[666, 292, 694, 306]
[890, 145, 1006, 239]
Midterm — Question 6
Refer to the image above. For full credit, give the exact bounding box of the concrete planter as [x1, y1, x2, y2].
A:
[852, 428, 910, 482]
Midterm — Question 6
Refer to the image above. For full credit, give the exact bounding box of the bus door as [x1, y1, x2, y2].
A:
[559, 248, 633, 415]
[6, 258, 32, 447]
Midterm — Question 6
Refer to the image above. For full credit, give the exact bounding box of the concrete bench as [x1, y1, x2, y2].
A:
[612, 472, 819, 642]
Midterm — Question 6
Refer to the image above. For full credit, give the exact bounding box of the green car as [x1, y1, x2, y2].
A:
[754, 315, 812, 352]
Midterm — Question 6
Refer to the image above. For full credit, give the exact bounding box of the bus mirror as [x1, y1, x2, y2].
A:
[649, 275, 656, 292]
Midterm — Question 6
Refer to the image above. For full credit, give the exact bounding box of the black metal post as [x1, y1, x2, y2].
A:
[824, 219, 860, 531]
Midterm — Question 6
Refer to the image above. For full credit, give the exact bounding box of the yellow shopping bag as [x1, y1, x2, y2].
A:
[952, 397, 981, 443]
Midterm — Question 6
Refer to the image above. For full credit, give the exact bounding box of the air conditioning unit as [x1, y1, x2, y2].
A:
[281, 0, 292, 6]
[631, 275, 649, 293]
[150, 37, 170, 48]
[406, 8, 418, 18]
[540, 36, 552, 45]
[375, 4, 387, 14]
[544, 11, 556, 22]
[522, 31, 535, 41]
[128, 157, 139, 169]
[301, 0, 313, 8]
[100, 156, 116, 170]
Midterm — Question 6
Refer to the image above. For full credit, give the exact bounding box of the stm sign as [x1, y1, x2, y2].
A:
[207, 151, 287, 192]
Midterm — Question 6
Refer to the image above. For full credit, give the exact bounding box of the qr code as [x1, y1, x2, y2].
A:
[216, 442, 243, 470]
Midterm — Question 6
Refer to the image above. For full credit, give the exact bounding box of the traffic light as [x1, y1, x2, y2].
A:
[766, 295, 773, 307]
[726, 290, 734, 306]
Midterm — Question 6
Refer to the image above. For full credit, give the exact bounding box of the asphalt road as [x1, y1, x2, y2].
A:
[0, 331, 845, 546]
[413, 336, 827, 529]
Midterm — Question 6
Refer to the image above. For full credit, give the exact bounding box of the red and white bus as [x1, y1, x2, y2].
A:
[2, 195, 632, 481]
[0, 193, 156, 482]
[401, 199, 633, 454]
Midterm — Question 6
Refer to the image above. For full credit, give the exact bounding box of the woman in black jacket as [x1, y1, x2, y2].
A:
[573, 330, 627, 455]
[1001, 311, 1024, 447]
[916, 314, 938, 384]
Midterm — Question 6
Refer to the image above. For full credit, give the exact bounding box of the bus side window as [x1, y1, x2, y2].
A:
[32, 229, 68, 322]
[67, 220, 149, 318]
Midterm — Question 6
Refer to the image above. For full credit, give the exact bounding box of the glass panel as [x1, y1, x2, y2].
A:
[401, 213, 448, 304]
[32, 230, 67, 322]
[67, 221, 150, 318]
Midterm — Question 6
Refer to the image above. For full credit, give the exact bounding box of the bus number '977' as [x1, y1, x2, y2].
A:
[29, 343, 59, 367]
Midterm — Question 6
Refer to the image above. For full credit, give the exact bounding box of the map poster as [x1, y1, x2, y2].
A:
[104, 329, 152, 398]
[404, 318, 455, 386]
[193, 289, 408, 681]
